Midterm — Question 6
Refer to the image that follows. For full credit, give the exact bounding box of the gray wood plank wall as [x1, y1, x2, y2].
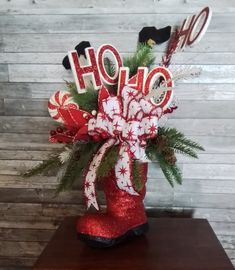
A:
[0, 0, 235, 268]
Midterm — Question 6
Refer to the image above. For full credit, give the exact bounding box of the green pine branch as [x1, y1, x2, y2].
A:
[103, 57, 118, 94]
[22, 154, 61, 178]
[57, 141, 101, 192]
[157, 156, 174, 187]
[157, 155, 182, 187]
[173, 144, 198, 159]
[104, 57, 116, 77]
[146, 127, 204, 187]
[66, 81, 98, 112]
[123, 43, 155, 77]
[132, 160, 145, 192]
[170, 163, 182, 185]
[97, 146, 119, 179]
[175, 137, 205, 151]
[158, 127, 204, 151]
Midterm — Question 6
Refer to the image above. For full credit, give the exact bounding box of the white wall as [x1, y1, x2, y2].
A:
[0, 0, 235, 268]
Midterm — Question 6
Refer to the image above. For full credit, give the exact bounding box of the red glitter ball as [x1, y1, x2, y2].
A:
[101, 132, 108, 139]
[56, 127, 63, 133]
[50, 130, 56, 136]
[93, 135, 100, 142]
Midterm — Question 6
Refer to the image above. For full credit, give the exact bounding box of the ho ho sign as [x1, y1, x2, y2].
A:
[68, 6, 212, 100]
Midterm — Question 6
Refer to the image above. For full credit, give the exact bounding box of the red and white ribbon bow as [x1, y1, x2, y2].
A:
[85, 85, 164, 210]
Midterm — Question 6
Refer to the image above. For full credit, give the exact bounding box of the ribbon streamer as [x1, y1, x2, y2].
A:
[84, 138, 116, 210]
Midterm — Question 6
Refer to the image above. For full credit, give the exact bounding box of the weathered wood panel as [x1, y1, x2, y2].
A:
[175, 84, 235, 101]
[1, 0, 235, 14]
[3, 99, 235, 119]
[1, 117, 235, 136]
[173, 193, 235, 209]
[1, 82, 235, 101]
[1, 14, 234, 34]
[7, 64, 235, 83]
[0, 188, 85, 204]
[0, 133, 62, 150]
[0, 133, 234, 154]
[0, 99, 4, 115]
[0, 228, 54, 242]
[0, 82, 64, 99]
[1, 149, 235, 164]
[3, 33, 235, 53]
[2, 159, 235, 183]
[0, 64, 8, 81]
[2, 52, 235, 65]
[0, 175, 58, 189]
[0, 202, 85, 217]
[0, 1, 235, 268]
[171, 100, 235, 119]
[0, 150, 54, 160]
[4, 99, 49, 116]
[0, 116, 56, 134]
[0, 215, 61, 230]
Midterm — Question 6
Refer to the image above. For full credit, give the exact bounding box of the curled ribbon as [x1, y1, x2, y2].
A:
[84, 85, 164, 210]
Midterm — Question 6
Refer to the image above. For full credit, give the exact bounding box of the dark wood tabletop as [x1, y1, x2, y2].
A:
[33, 217, 234, 270]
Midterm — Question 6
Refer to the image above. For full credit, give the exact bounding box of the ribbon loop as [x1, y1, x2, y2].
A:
[85, 85, 164, 209]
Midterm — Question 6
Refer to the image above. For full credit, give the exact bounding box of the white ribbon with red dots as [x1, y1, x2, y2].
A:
[84, 85, 163, 210]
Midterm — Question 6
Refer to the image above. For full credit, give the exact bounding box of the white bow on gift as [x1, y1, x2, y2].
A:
[84, 85, 163, 210]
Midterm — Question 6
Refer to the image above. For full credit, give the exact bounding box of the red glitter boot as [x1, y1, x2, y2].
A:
[77, 163, 148, 247]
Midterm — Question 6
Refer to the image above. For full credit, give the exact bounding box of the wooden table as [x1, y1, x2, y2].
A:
[33, 217, 234, 270]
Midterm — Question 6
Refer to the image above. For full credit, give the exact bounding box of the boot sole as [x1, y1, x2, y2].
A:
[77, 223, 149, 248]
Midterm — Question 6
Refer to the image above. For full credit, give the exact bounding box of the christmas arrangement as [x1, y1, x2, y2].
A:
[24, 7, 212, 247]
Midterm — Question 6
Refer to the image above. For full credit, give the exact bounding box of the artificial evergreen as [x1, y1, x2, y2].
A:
[23, 44, 205, 193]
[123, 43, 155, 77]
[132, 160, 145, 192]
[57, 141, 101, 192]
[22, 152, 61, 177]
[104, 57, 116, 77]
[66, 82, 98, 112]
[97, 146, 119, 179]
[146, 127, 204, 186]
[103, 57, 118, 94]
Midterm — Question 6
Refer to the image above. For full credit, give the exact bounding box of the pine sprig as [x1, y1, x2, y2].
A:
[146, 127, 204, 187]
[158, 127, 205, 151]
[103, 57, 118, 94]
[156, 154, 182, 187]
[57, 157, 80, 192]
[175, 137, 204, 151]
[170, 163, 182, 185]
[104, 57, 116, 77]
[22, 154, 61, 177]
[97, 146, 119, 179]
[123, 43, 155, 77]
[157, 155, 174, 187]
[132, 160, 145, 192]
[66, 81, 98, 112]
[173, 144, 198, 158]
[57, 141, 101, 192]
